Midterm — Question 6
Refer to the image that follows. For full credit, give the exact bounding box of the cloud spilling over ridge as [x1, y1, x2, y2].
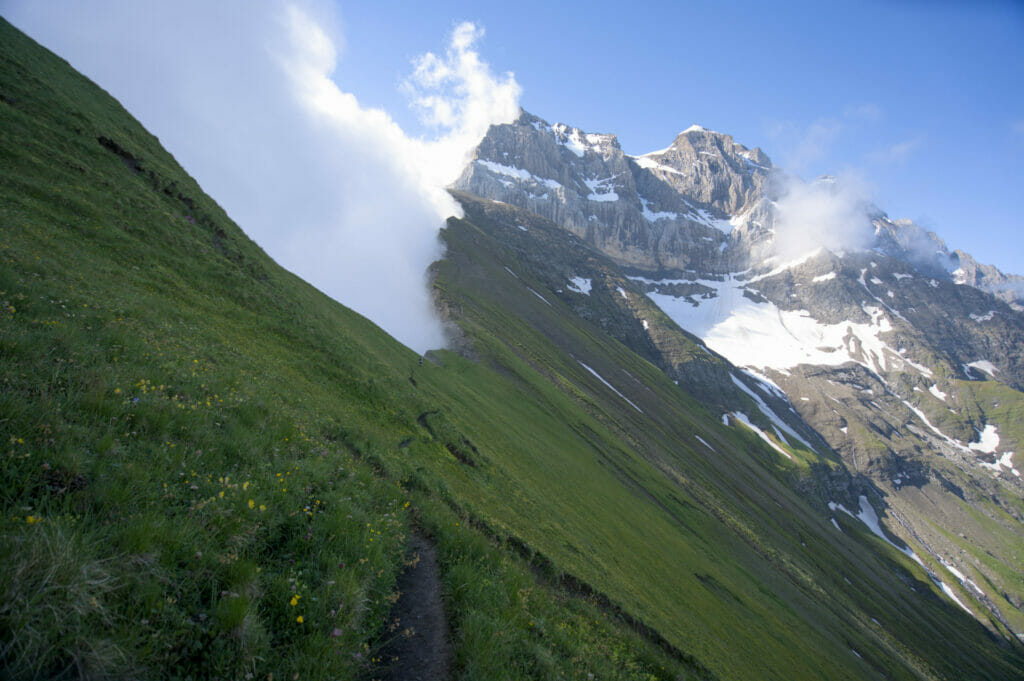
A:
[404, 22, 522, 194]
[5, 0, 521, 353]
[771, 174, 875, 261]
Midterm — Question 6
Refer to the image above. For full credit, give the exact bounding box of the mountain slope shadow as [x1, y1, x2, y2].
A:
[377, 534, 451, 681]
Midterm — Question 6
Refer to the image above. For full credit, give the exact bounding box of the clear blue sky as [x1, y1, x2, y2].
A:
[333, 0, 1024, 274]
[5, 0, 1023, 275]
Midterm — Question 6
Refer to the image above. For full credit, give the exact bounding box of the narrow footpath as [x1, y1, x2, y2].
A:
[377, 534, 451, 681]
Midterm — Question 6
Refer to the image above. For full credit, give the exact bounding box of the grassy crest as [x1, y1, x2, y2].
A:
[1, 17, 1021, 680]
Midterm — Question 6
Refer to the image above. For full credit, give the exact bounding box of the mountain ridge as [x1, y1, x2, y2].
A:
[454, 108, 1024, 641]
[456, 108, 1024, 303]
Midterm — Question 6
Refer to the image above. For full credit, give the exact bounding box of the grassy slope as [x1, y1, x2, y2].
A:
[918, 377, 1024, 634]
[1, 17, 1021, 681]
[429, 195, 1024, 679]
[0, 19, 691, 681]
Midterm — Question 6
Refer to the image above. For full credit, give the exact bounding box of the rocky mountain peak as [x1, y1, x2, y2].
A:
[633, 125, 773, 217]
[457, 110, 1022, 308]
[454, 109, 747, 273]
[871, 215, 1024, 308]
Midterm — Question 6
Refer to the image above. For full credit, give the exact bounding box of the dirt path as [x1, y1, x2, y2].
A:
[377, 534, 451, 681]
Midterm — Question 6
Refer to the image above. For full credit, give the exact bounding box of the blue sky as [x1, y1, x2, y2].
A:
[334, 0, 1024, 274]
[3, 0, 1023, 350]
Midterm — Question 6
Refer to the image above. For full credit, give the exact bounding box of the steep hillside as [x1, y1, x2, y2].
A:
[455, 110, 1024, 642]
[432, 193, 1024, 679]
[0, 19, 696, 680]
[2, 17, 1022, 681]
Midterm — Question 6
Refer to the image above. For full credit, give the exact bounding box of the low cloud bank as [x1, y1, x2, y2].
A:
[7, 0, 520, 353]
[771, 174, 875, 261]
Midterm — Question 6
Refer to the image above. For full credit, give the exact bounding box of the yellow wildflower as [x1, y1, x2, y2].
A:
[248, 499, 255, 509]
[296, 615, 304, 623]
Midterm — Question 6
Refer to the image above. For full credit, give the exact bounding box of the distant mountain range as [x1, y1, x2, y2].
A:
[452, 110, 1024, 640]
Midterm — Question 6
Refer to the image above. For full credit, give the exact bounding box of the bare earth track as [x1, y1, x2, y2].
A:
[377, 534, 451, 681]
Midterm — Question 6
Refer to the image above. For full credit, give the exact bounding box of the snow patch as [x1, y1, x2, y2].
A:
[639, 196, 679, 222]
[928, 384, 947, 401]
[476, 159, 561, 190]
[966, 360, 998, 377]
[746, 249, 824, 283]
[567, 276, 592, 295]
[937, 580, 973, 614]
[527, 287, 552, 306]
[969, 311, 996, 323]
[617, 287, 628, 299]
[680, 198, 734, 232]
[695, 434, 715, 451]
[632, 155, 685, 175]
[504, 266, 519, 279]
[856, 496, 899, 548]
[730, 374, 816, 452]
[551, 123, 587, 157]
[812, 272, 837, 283]
[978, 451, 1020, 477]
[584, 176, 619, 202]
[968, 424, 999, 454]
[741, 369, 789, 399]
[844, 495, 971, 615]
[898, 397, 971, 454]
[578, 361, 643, 413]
[730, 411, 792, 459]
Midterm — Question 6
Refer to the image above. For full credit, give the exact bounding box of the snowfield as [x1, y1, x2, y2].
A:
[637, 274, 907, 376]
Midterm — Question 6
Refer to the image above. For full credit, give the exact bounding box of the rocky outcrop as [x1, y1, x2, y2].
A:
[873, 216, 1024, 309]
[453, 111, 776, 274]
[632, 124, 771, 216]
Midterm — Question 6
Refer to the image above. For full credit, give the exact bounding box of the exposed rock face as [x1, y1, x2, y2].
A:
[633, 124, 771, 216]
[453, 111, 774, 273]
[873, 216, 1024, 310]
[453, 109, 1024, 639]
[458, 109, 1024, 307]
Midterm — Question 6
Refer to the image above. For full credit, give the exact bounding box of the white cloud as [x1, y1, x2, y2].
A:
[772, 173, 875, 261]
[5, 0, 520, 353]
